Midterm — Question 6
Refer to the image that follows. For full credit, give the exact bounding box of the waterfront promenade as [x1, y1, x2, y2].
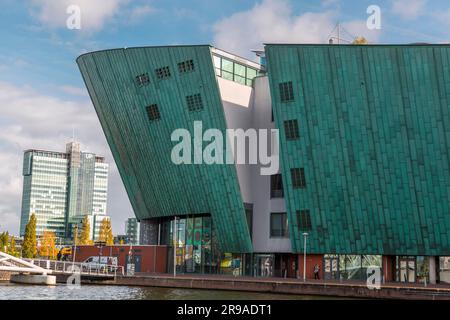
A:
[87, 273, 450, 300]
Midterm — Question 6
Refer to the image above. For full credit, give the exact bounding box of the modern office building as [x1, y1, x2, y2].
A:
[77, 44, 450, 283]
[20, 142, 110, 242]
[125, 218, 140, 245]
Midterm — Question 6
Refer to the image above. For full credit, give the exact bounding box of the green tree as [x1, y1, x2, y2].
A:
[8, 236, 18, 257]
[22, 213, 37, 258]
[0, 232, 9, 252]
[79, 216, 93, 245]
[99, 219, 114, 245]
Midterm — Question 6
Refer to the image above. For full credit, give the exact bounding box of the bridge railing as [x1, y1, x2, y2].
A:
[23, 259, 124, 278]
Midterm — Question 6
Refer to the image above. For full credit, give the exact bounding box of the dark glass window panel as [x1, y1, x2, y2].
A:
[270, 212, 289, 237]
[270, 174, 284, 198]
[186, 93, 203, 112]
[155, 66, 171, 79]
[297, 210, 312, 231]
[291, 168, 306, 188]
[146, 104, 160, 121]
[279, 81, 294, 102]
[284, 120, 299, 140]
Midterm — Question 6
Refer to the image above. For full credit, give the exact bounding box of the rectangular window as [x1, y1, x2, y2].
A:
[284, 119, 299, 140]
[279, 81, 294, 102]
[270, 212, 289, 237]
[146, 104, 160, 121]
[221, 58, 234, 73]
[245, 205, 253, 239]
[297, 210, 312, 231]
[178, 59, 194, 73]
[155, 66, 171, 79]
[136, 73, 150, 86]
[291, 168, 306, 188]
[270, 174, 284, 198]
[186, 93, 203, 112]
[213, 55, 222, 76]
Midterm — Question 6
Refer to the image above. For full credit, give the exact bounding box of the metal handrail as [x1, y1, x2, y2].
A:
[23, 258, 124, 278]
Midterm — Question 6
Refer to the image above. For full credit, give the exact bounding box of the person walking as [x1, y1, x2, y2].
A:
[313, 264, 320, 280]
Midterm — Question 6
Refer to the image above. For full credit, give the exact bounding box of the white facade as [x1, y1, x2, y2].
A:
[214, 55, 291, 254]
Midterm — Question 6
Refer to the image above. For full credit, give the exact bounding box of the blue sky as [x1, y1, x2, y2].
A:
[0, 0, 449, 235]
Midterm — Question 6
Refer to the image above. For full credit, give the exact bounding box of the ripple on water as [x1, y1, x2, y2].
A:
[0, 283, 337, 300]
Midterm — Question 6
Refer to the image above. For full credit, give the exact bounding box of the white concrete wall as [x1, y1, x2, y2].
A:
[250, 76, 290, 253]
[217, 76, 291, 253]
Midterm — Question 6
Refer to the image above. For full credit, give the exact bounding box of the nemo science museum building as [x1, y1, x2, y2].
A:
[77, 44, 450, 283]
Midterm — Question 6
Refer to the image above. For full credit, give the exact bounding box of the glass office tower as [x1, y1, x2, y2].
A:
[20, 142, 110, 241]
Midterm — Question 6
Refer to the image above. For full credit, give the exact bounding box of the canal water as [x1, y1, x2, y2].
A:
[0, 282, 335, 300]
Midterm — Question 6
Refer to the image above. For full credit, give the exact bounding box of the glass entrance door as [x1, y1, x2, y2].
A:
[398, 257, 416, 283]
[324, 255, 339, 280]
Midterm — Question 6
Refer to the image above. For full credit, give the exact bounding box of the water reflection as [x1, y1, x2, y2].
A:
[0, 283, 336, 300]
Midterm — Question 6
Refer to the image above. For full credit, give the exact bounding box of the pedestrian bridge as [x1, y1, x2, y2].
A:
[0, 251, 123, 280]
[0, 251, 50, 275]
[23, 258, 124, 279]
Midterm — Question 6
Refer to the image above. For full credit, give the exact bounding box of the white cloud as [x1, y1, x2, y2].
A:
[213, 0, 336, 58]
[212, 0, 381, 58]
[0, 81, 133, 236]
[321, 0, 339, 8]
[391, 0, 426, 20]
[59, 85, 89, 97]
[29, 0, 129, 32]
[127, 5, 156, 23]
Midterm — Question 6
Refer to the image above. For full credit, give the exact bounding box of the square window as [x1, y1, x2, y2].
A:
[297, 210, 312, 231]
[279, 81, 294, 102]
[222, 58, 234, 73]
[270, 212, 289, 237]
[136, 73, 150, 86]
[178, 60, 194, 73]
[291, 168, 306, 188]
[146, 104, 160, 121]
[284, 120, 299, 140]
[186, 93, 203, 112]
[155, 66, 171, 79]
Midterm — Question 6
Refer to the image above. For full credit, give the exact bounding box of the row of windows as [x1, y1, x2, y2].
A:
[135, 59, 196, 86]
[269, 210, 312, 237]
[146, 93, 204, 122]
[270, 168, 305, 195]
[213, 54, 258, 87]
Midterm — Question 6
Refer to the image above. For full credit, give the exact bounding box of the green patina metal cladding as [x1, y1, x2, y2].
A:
[77, 45, 252, 253]
[266, 44, 450, 255]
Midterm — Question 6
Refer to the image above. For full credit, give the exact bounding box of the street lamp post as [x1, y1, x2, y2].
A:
[302, 232, 309, 282]
[173, 216, 177, 277]
[72, 226, 78, 268]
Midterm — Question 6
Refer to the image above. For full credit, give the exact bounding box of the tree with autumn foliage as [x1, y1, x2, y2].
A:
[8, 236, 19, 257]
[79, 215, 93, 245]
[98, 219, 114, 245]
[39, 231, 57, 260]
[22, 213, 37, 258]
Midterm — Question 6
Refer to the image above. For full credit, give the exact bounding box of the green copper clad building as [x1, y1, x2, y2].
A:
[77, 44, 450, 283]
